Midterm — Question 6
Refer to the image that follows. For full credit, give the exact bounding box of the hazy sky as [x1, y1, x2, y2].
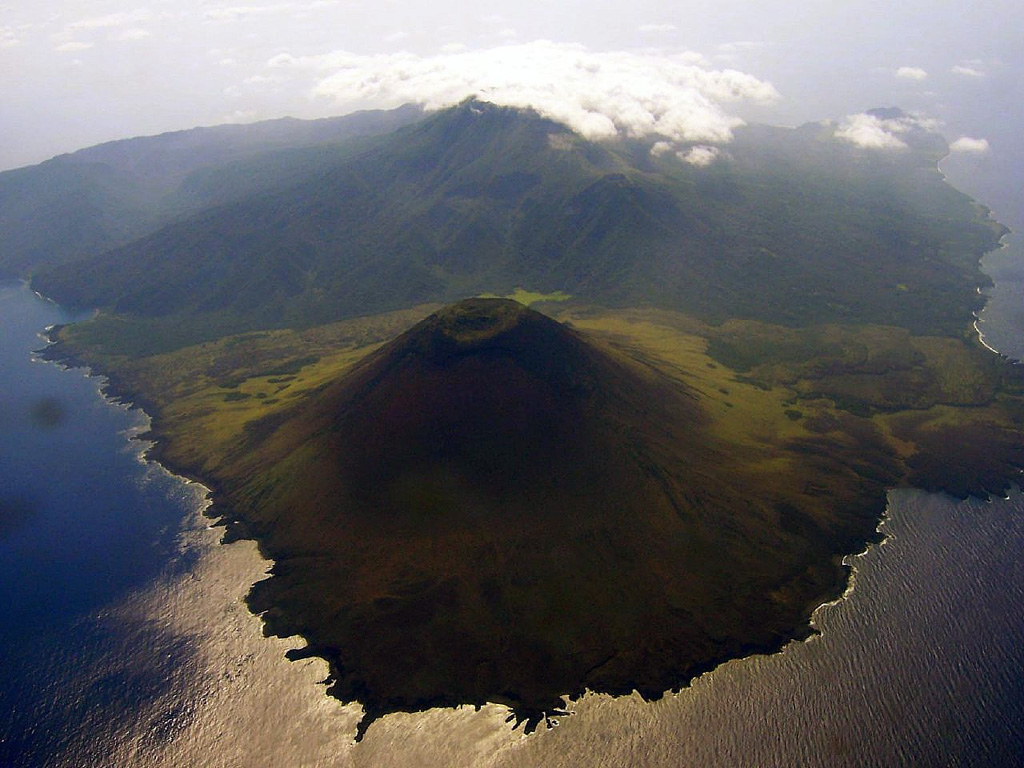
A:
[2, 0, 1020, 181]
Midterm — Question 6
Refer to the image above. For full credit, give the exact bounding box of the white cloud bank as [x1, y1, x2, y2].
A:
[203, 2, 338, 22]
[638, 23, 677, 34]
[951, 64, 985, 77]
[679, 145, 721, 166]
[950, 136, 990, 154]
[48, 8, 162, 50]
[833, 112, 939, 150]
[276, 41, 779, 147]
[895, 66, 928, 80]
[0, 25, 21, 49]
[54, 41, 95, 52]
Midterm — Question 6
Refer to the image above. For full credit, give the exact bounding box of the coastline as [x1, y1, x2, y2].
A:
[39, 322, 239, 536]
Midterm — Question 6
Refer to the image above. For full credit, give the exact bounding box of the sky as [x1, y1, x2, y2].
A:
[2, 0, 1022, 220]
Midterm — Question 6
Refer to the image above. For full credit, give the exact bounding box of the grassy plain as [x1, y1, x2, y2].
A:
[477, 288, 573, 306]
[561, 306, 1023, 493]
[53, 305, 440, 479]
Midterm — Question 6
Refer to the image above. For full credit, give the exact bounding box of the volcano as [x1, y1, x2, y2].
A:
[218, 299, 862, 737]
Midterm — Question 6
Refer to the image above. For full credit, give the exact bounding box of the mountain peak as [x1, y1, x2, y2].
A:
[347, 298, 610, 411]
[237, 301, 764, 737]
[423, 297, 530, 346]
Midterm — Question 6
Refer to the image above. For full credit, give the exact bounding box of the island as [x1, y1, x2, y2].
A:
[23, 100, 1024, 738]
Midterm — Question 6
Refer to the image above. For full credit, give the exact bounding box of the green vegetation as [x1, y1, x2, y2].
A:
[477, 287, 573, 305]
[0, 106, 423, 278]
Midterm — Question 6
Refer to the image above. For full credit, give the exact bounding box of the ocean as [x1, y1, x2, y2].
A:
[0, 283, 207, 765]
[2, 150, 1024, 764]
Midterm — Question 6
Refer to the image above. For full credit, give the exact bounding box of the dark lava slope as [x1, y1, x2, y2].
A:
[221, 299, 874, 738]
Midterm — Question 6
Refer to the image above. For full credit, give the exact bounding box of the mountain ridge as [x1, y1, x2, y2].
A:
[25, 100, 1005, 356]
[0, 105, 424, 276]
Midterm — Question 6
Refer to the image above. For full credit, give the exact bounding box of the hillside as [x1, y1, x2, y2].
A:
[193, 299, 893, 736]
[0, 105, 422, 276]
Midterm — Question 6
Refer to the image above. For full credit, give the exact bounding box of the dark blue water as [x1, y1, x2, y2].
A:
[0, 282, 200, 766]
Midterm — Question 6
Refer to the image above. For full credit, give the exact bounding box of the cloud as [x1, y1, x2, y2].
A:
[299, 41, 778, 146]
[204, 2, 337, 22]
[66, 9, 155, 32]
[638, 23, 677, 33]
[678, 145, 721, 166]
[895, 66, 928, 80]
[54, 41, 95, 52]
[653, 140, 723, 166]
[833, 112, 939, 150]
[245, 74, 283, 86]
[0, 26, 20, 48]
[715, 41, 766, 65]
[116, 28, 152, 41]
[951, 64, 985, 77]
[50, 9, 160, 48]
[717, 41, 765, 54]
[949, 136, 990, 154]
[205, 6, 274, 22]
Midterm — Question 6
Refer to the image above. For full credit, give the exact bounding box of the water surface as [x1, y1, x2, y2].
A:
[0, 282, 205, 766]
